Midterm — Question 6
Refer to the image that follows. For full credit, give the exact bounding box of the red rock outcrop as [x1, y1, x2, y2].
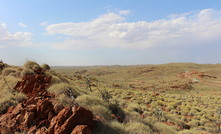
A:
[0, 73, 94, 134]
[71, 125, 92, 134]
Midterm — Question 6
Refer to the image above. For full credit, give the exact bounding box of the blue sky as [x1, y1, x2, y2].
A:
[0, 0, 221, 66]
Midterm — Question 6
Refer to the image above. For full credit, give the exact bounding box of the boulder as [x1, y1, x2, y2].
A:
[71, 125, 92, 134]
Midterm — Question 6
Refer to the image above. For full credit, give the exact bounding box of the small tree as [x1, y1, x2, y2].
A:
[97, 88, 112, 103]
[153, 107, 165, 122]
[84, 75, 92, 92]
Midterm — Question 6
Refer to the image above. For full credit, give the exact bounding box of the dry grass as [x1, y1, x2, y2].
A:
[23, 61, 40, 70]
[0, 75, 26, 114]
[1, 62, 221, 133]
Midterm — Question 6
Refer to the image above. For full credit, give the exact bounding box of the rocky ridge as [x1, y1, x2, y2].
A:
[0, 69, 94, 134]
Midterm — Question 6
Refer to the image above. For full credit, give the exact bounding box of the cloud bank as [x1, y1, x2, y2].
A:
[45, 9, 221, 50]
[0, 23, 32, 48]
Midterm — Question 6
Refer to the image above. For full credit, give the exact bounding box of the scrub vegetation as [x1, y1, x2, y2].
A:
[1, 61, 221, 133]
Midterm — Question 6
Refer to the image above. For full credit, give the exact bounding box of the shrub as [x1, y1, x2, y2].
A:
[51, 75, 62, 84]
[75, 94, 104, 109]
[92, 121, 124, 134]
[178, 129, 208, 134]
[0, 75, 20, 90]
[154, 122, 177, 134]
[20, 68, 35, 77]
[125, 121, 153, 134]
[42, 64, 50, 71]
[0, 91, 26, 114]
[98, 88, 112, 103]
[14, 92, 27, 102]
[23, 61, 40, 70]
[1, 68, 16, 76]
[10, 69, 21, 77]
[124, 110, 142, 122]
[47, 83, 81, 98]
[108, 102, 126, 120]
[0, 96, 15, 114]
[56, 94, 75, 106]
[187, 120, 200, 128]
[90, 105, 112, 121]
[110, 121, 126, 133]
[127, 103, 143, 114]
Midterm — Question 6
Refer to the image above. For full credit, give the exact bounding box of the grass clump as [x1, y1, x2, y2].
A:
[1, 68, 16, 76]
[125, 121, 153, 134]
[0, 92, 27, 114]
[0, 75, 27, 114]
[23, 61, 40, 70]
[48, 83, 81, 99]
[127, 103, 143, 114]
[75, 94, 104, 109]
[20, 68, 35, 77]
[93, 121, 124, 134]
[0, 96, 15, 114]
[42, 64, 50, 71]
[90, 105, 112, 121]
[154, 122, 177, 134]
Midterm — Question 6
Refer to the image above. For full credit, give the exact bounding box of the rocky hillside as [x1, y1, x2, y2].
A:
[0, 62, 95, 134]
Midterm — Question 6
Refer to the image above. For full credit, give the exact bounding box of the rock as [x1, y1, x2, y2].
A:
[22, 111, 35, 127]
[57, 106, 93, 134]
[35, 127, 47, 134]
[47, 106, 94, 134]
[71, 125, 92, 134]
[0, 73, 94, 134]
[6, 106, 14, 113]
[47, 106, 72, 134]
[28, 126, 37, 134]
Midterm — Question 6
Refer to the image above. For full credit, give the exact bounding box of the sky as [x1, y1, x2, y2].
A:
[0, 0, 221, 66]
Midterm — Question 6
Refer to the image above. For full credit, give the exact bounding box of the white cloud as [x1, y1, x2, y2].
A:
[45, 9, 221, 50]
[119, 10, 132, 15]
[18, 22, 27, 27]
[0, 23, 33, 48]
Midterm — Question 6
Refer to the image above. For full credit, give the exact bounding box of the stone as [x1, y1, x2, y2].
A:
[71, 125, 92, 134]
[0, 73, 94, 134]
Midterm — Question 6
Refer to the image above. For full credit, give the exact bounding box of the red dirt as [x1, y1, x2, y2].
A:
[179, 71, 221, 86]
